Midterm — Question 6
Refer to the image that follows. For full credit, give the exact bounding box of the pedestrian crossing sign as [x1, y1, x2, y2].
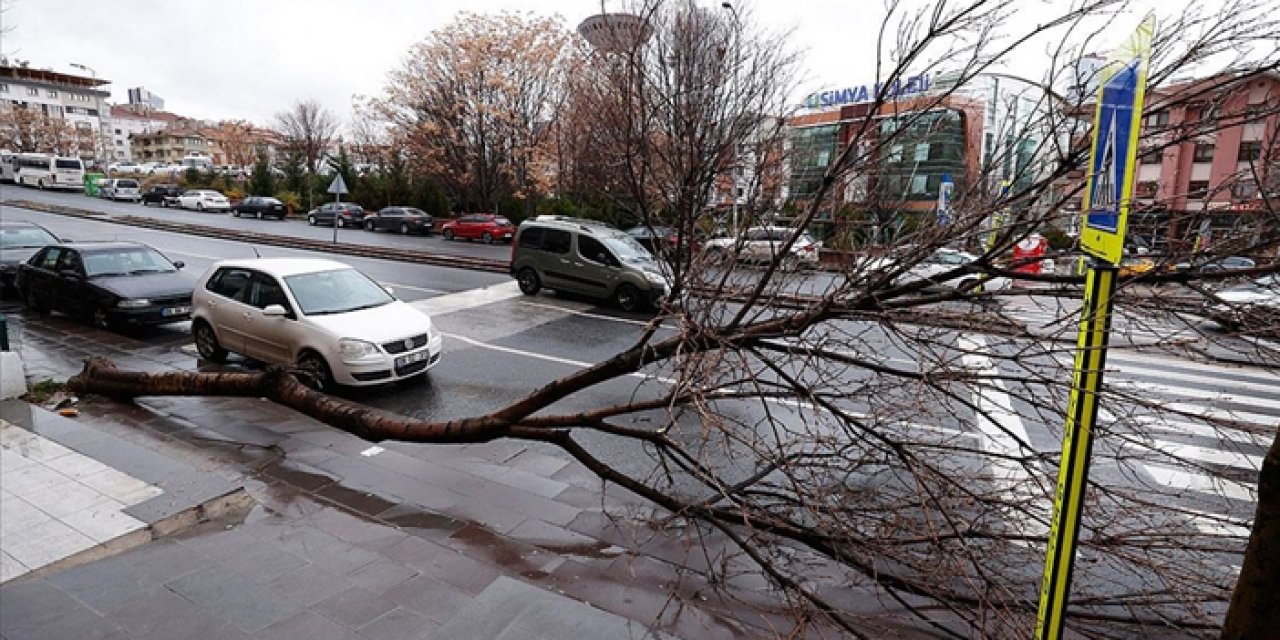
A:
[1081, 17, 1153, 265]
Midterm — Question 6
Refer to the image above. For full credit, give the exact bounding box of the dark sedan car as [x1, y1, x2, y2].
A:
[142, 185, 183, 207]
[17, 242, 194, 330]
[364, 207, 433, 235]
[306, 202, 367, 228]
[0, 221, 61, 295]
[232, 196, 287, 220]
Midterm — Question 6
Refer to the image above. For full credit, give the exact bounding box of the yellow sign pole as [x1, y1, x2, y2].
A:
[1035, 17, 1152, 640]
[1035, 264, 1116, 640]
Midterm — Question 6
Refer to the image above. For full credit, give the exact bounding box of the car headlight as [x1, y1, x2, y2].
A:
[117, 298, 151, 308]
[644, 271, 666, 285]
[337, 338, 381, 362]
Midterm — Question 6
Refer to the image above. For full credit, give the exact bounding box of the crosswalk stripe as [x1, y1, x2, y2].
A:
[1126, 416, 1273, 448]
[1165, 402, 1279, 429]
[1109, 379, 1280, 412]
[1140, 463, 1257, 502]
[1119, 435, 1264, 471]
[1104, 362, 1280, 396]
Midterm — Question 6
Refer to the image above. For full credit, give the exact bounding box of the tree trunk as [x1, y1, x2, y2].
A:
[1221, 429, 1280, 639]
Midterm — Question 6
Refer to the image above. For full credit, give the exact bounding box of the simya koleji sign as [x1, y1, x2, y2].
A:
[1080, 19, 1154, 265]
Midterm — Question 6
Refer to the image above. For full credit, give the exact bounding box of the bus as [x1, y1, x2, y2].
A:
[14, 153, 85, 190]
[0, 150, 15, 183]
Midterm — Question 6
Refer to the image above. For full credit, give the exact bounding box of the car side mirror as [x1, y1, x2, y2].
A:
[173, 260, 185, 269]
[262, 304, 289, 318]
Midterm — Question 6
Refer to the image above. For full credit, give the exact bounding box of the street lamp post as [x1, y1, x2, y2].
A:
[721, 2, 740, 236]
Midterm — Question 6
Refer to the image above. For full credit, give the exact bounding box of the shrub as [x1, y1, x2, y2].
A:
[275, 190, 302, 214]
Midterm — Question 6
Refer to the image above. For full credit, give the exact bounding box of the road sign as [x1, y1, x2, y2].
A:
[1080, 18, 1154, 266]
[937, 173, 953, 226]
[1037, 18, 1154, 640]
[326, 174, 348, 195]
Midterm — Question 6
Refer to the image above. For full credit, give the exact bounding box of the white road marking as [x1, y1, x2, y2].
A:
[409, 282, 523, 316]
[517, 299, 660, 328]
[1129, 415, 1272, 448]
[1118, 435, 1263, 471]
[1109, 379, 1280, 412]
[359, 446, 385, 457]
[442, 332, 676, 385]
[1140, 463, 1257, 502]
[957, 334, 1046, 537]
[379, 282, 448, 295]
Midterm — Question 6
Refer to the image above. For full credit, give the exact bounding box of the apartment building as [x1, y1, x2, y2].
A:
[0, 60, 111, 158]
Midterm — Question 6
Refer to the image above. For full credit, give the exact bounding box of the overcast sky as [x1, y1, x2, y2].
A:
[1, 0, 1218, 131]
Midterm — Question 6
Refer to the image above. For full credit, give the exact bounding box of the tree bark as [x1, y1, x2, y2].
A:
[1221, 429, 1280, 639]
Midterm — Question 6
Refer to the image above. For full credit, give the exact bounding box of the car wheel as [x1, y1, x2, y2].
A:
[296, 350, 334, 392]
[481, 232, 494, 244]
[308, 215, 317, 226]
[337, 217, 347, 229]
[37, 179, 45, 190]
[399, 223, 410, 235]
[90, 306, 112, 330]
[255, 211, 262, 220]
[517, 268, 541, 295]
[197, 202, 205, 211]
[23, 289, 47, 314]
[615, 283, 642, 312]
[193, 321, 227, 363]
[443, 229, 455, 241]
[232, 210, 240, 217]
[365, 220, 376, 231]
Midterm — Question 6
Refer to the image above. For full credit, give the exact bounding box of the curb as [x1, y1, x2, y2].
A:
[8, 487, 255, 584]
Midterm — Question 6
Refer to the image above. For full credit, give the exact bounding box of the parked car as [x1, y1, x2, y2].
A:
[232, 196, 287, 220]
[176, 189, 231, 212]
[99, 178, 142, 202]
[0, 221, 61, 294]
[510, 216, 669, 312]
[190, 258, 443, 389]
[142, 184, 183, 207]
[1174, 256, 1256, 273]
[306, 202, 367, 228]
[900, 248, 1009, 293]
[624, 225, 691, 255]
[107, 162, 141, 174]
[1119, 256, 1155, 277]
[1204, 274, 1279, 335]
[364, 207, 433, 235]
[441, 214, 515, 244]
[703, 226, 821, 269]
[16, 242, 193, 329]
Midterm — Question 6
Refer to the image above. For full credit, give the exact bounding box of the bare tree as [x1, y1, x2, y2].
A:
[65, 1, 1280, 638]
[274, 100, 338, 210]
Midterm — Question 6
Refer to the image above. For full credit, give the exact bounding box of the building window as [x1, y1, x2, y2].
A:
[1188, 181, 1210, 198]
[0, 84, 8, 93]
[47, 89, 58, 98]
[910, 175, 928, 194]
[1231, 180, 1258, 199]
[114, 128, 122, 135]
[1136, 181, 1159, 198]
[1139, 149, 1162, 165]
[1145, 110, 1169, 128]
[1238, 140, 1262, 163]
[26, 87, 38, 96]
[1193, 143, 1215, 163]
[1244, 103, 1268, 121]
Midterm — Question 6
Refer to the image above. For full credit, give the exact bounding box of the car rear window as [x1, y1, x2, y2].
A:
[116, 180, 138, 188]
[55, 159, 82, 169]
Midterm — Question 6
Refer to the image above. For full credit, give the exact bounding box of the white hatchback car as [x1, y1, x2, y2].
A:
[703, 226, 821, 269]
[177, 189, 231, 212]
[191, 258, 443, 388]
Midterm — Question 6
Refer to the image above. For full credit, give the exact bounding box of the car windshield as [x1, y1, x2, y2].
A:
[284, 268, 394, 316]
[84, 247, 177, 277]
[601, 233, 653, 262]
[0, 227, 57, 249]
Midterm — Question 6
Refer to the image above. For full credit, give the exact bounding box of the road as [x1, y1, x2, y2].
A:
[3, 194, 1276, 627]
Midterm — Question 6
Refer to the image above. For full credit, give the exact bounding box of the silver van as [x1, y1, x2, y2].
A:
[510, 216, 670, 311]
[100, 178, 142, 202]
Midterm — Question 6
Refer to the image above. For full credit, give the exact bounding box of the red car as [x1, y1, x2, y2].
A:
[440, 214, 516, 244]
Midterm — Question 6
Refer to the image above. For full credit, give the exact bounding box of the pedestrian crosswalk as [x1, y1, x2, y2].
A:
[997, 294, 1204, 345]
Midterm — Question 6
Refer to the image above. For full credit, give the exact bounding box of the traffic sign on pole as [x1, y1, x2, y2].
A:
[327, 174, 349, 196]
[1035, 17, 1153, 640]
[937, 173, 953, 226]
[1079, 18, 1153, 266]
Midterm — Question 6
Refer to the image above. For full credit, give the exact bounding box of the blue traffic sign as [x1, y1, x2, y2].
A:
[1086, 58, 1140, 235]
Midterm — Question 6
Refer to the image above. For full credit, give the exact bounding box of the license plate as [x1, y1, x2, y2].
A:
[395, 350, 429, 367]
[163, 306, 191, 316]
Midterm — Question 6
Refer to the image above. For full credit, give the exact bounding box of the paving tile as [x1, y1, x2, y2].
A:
[0, 600, 128, 640]
[383, 574, 472, 623]
[4, 517, 96, 570]
[379, 535, 454, 571]
[305, 537, 387, 576]
[59, 499, 147, 543]
[218, 537, 312, 585]
[1, 462, 73, 495]
[164, 563, 306, 633]
[345, 557, 420, 593]
[40, 451, 114, 479]
[0, 493, 54, 537]
[258, 610, 358, 640]
[44, 555, 158, 615]
[110, 587, 232, 640]
[75, 468, 154, 502]
[0, 447, 36, 472]
[267, 562, 355, 607]
[415, 545, 504, 596]
[307, 505, 409, 551]
[0, 578, 83, 635]
[312, 586, 399, 629]
[1, 549, 30, 582]
[19, 481, 113, 519]
[355, 606, 437, 640]
[120, 538, 213, 582]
